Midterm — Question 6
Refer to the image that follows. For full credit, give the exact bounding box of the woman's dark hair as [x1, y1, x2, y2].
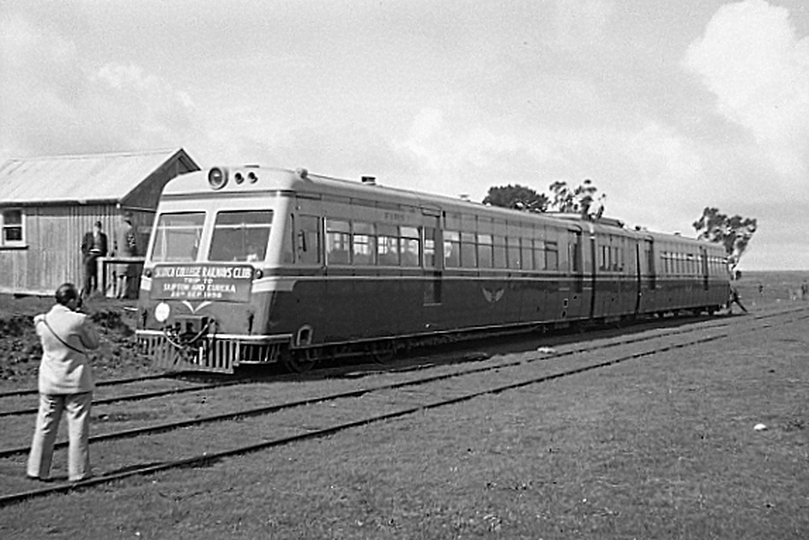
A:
[55, 283, 79, 306]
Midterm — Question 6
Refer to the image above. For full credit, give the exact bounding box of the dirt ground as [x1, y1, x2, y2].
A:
[0, 294, 150, 389]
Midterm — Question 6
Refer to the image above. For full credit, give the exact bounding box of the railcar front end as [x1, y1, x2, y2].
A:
[136, 167, 298, 373]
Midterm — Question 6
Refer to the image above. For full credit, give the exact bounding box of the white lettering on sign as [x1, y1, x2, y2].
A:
[151, 264, 253, 302]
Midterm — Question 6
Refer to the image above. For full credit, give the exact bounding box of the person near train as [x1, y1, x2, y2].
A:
[728, 285, 748, 314]
[80, 221, 108, 298]
[113, 212, 139, 299]
[27, 283, 99, 482]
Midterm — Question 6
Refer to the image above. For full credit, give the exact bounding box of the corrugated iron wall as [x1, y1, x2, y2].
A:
[0, 204, 120, 295]
[0, 150, 194, 296]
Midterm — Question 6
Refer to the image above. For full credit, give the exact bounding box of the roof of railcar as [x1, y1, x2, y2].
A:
[163, 165, 718, 249]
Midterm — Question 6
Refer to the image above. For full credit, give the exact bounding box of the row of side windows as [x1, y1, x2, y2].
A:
[443, 231, 559, 271]
[291, 216, 563, 271]
[324, 219, 430, 267]
[288, 215, 730, 277]
[598, 245, 625, 272]
[661, 251, 727, 276]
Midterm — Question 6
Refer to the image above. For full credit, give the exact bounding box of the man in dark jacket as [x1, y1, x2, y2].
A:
[113, 213, 140, 299]
[80, 221, 108, 298]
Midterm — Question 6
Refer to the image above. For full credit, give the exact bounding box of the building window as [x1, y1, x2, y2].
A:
[1, 209, 25, 246]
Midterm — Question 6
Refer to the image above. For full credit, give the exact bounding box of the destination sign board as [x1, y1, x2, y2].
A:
[150, 264, 254, 302]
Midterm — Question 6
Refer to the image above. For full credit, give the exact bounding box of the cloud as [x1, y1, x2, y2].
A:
[0, 12, 201, 160]
[553, 0, 615, 51]
[683, 0, 809, 179]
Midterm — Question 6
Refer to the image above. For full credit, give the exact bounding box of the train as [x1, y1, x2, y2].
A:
[135, 166, 730, 374]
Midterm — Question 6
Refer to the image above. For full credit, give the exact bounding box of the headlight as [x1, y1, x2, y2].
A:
[155, 302, 171, 323]
[208, 167, 228, 190]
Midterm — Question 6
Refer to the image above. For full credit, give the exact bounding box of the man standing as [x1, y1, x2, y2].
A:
[80, 221, 108, 298]
[114, 213, 139, 299]
[28, 283, 99, 482]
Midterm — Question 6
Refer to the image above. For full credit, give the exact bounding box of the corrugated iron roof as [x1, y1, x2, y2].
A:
[0, 148, 194, 204]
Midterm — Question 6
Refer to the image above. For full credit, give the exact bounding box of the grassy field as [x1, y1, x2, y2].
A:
[0, 271, 808, 539]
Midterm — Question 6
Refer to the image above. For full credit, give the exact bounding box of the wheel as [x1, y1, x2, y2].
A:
[368, 341, 397, 364]
[283, 348, 318, 374]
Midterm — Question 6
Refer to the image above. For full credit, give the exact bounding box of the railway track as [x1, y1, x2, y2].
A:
[0, 304, 792, 418]
[0, 311, 749, 457]
[0, 377, 245, 419]
[1, 306, 806, 507]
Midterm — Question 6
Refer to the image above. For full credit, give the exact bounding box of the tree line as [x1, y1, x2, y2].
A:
[483, 181, 756, 271]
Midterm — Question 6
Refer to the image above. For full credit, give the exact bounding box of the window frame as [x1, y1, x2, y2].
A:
[0, 208, 26, 248]
[150, 211, 206, 263]
[208, 209, 274, 263]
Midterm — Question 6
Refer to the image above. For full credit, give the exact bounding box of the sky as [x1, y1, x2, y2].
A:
[1, 0, 808, 270]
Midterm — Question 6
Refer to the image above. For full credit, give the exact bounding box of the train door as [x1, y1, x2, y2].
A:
[700, 247, 709, 291]
[566, 229, 586, 319]
[422, 210, 443, 331]
[634, 242, 642, 315]
[290, 197, 326, 345]
[639, 237, 656, 314]
[589, 231, 597, 319]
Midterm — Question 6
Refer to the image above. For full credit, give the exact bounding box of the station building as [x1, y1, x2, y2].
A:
[0, 148, 199, 295]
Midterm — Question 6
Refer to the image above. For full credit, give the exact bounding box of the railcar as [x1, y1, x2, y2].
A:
[135, 166, 730, 373]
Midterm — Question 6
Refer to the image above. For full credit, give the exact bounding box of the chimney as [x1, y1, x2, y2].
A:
[361, 176, 376, 186]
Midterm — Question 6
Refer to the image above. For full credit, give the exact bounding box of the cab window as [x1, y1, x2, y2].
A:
[209, 210, 273, 262]
[151, 212, 205, 262]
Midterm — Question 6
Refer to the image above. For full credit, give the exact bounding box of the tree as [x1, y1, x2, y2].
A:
[547, 179, 606, 219]
[692, 207, 757, 272]
[483, 184, 549, 212]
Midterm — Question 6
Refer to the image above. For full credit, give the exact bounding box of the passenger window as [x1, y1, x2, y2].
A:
[444, 231, 460, 268]
[569, 240, 581, 273]
[546, 241, 559, 270]
[493, 236, 507, 269]
[326, 219, 351, 265]
[424, 227, 437, 267]
[478, 234, 493, 268]
[352, 222, 376, 265]
[377, 225, 399, 266]
[521, 238, 534, 271]
[507, 237, 521, 269]
[401, 226, 421, 267]
[534, 240, 546, 270]
[461, 232, 477, 268]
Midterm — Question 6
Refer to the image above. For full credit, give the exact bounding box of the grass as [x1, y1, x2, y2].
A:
[1, 270, 808, 539]
[1, 304, 808, 539]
